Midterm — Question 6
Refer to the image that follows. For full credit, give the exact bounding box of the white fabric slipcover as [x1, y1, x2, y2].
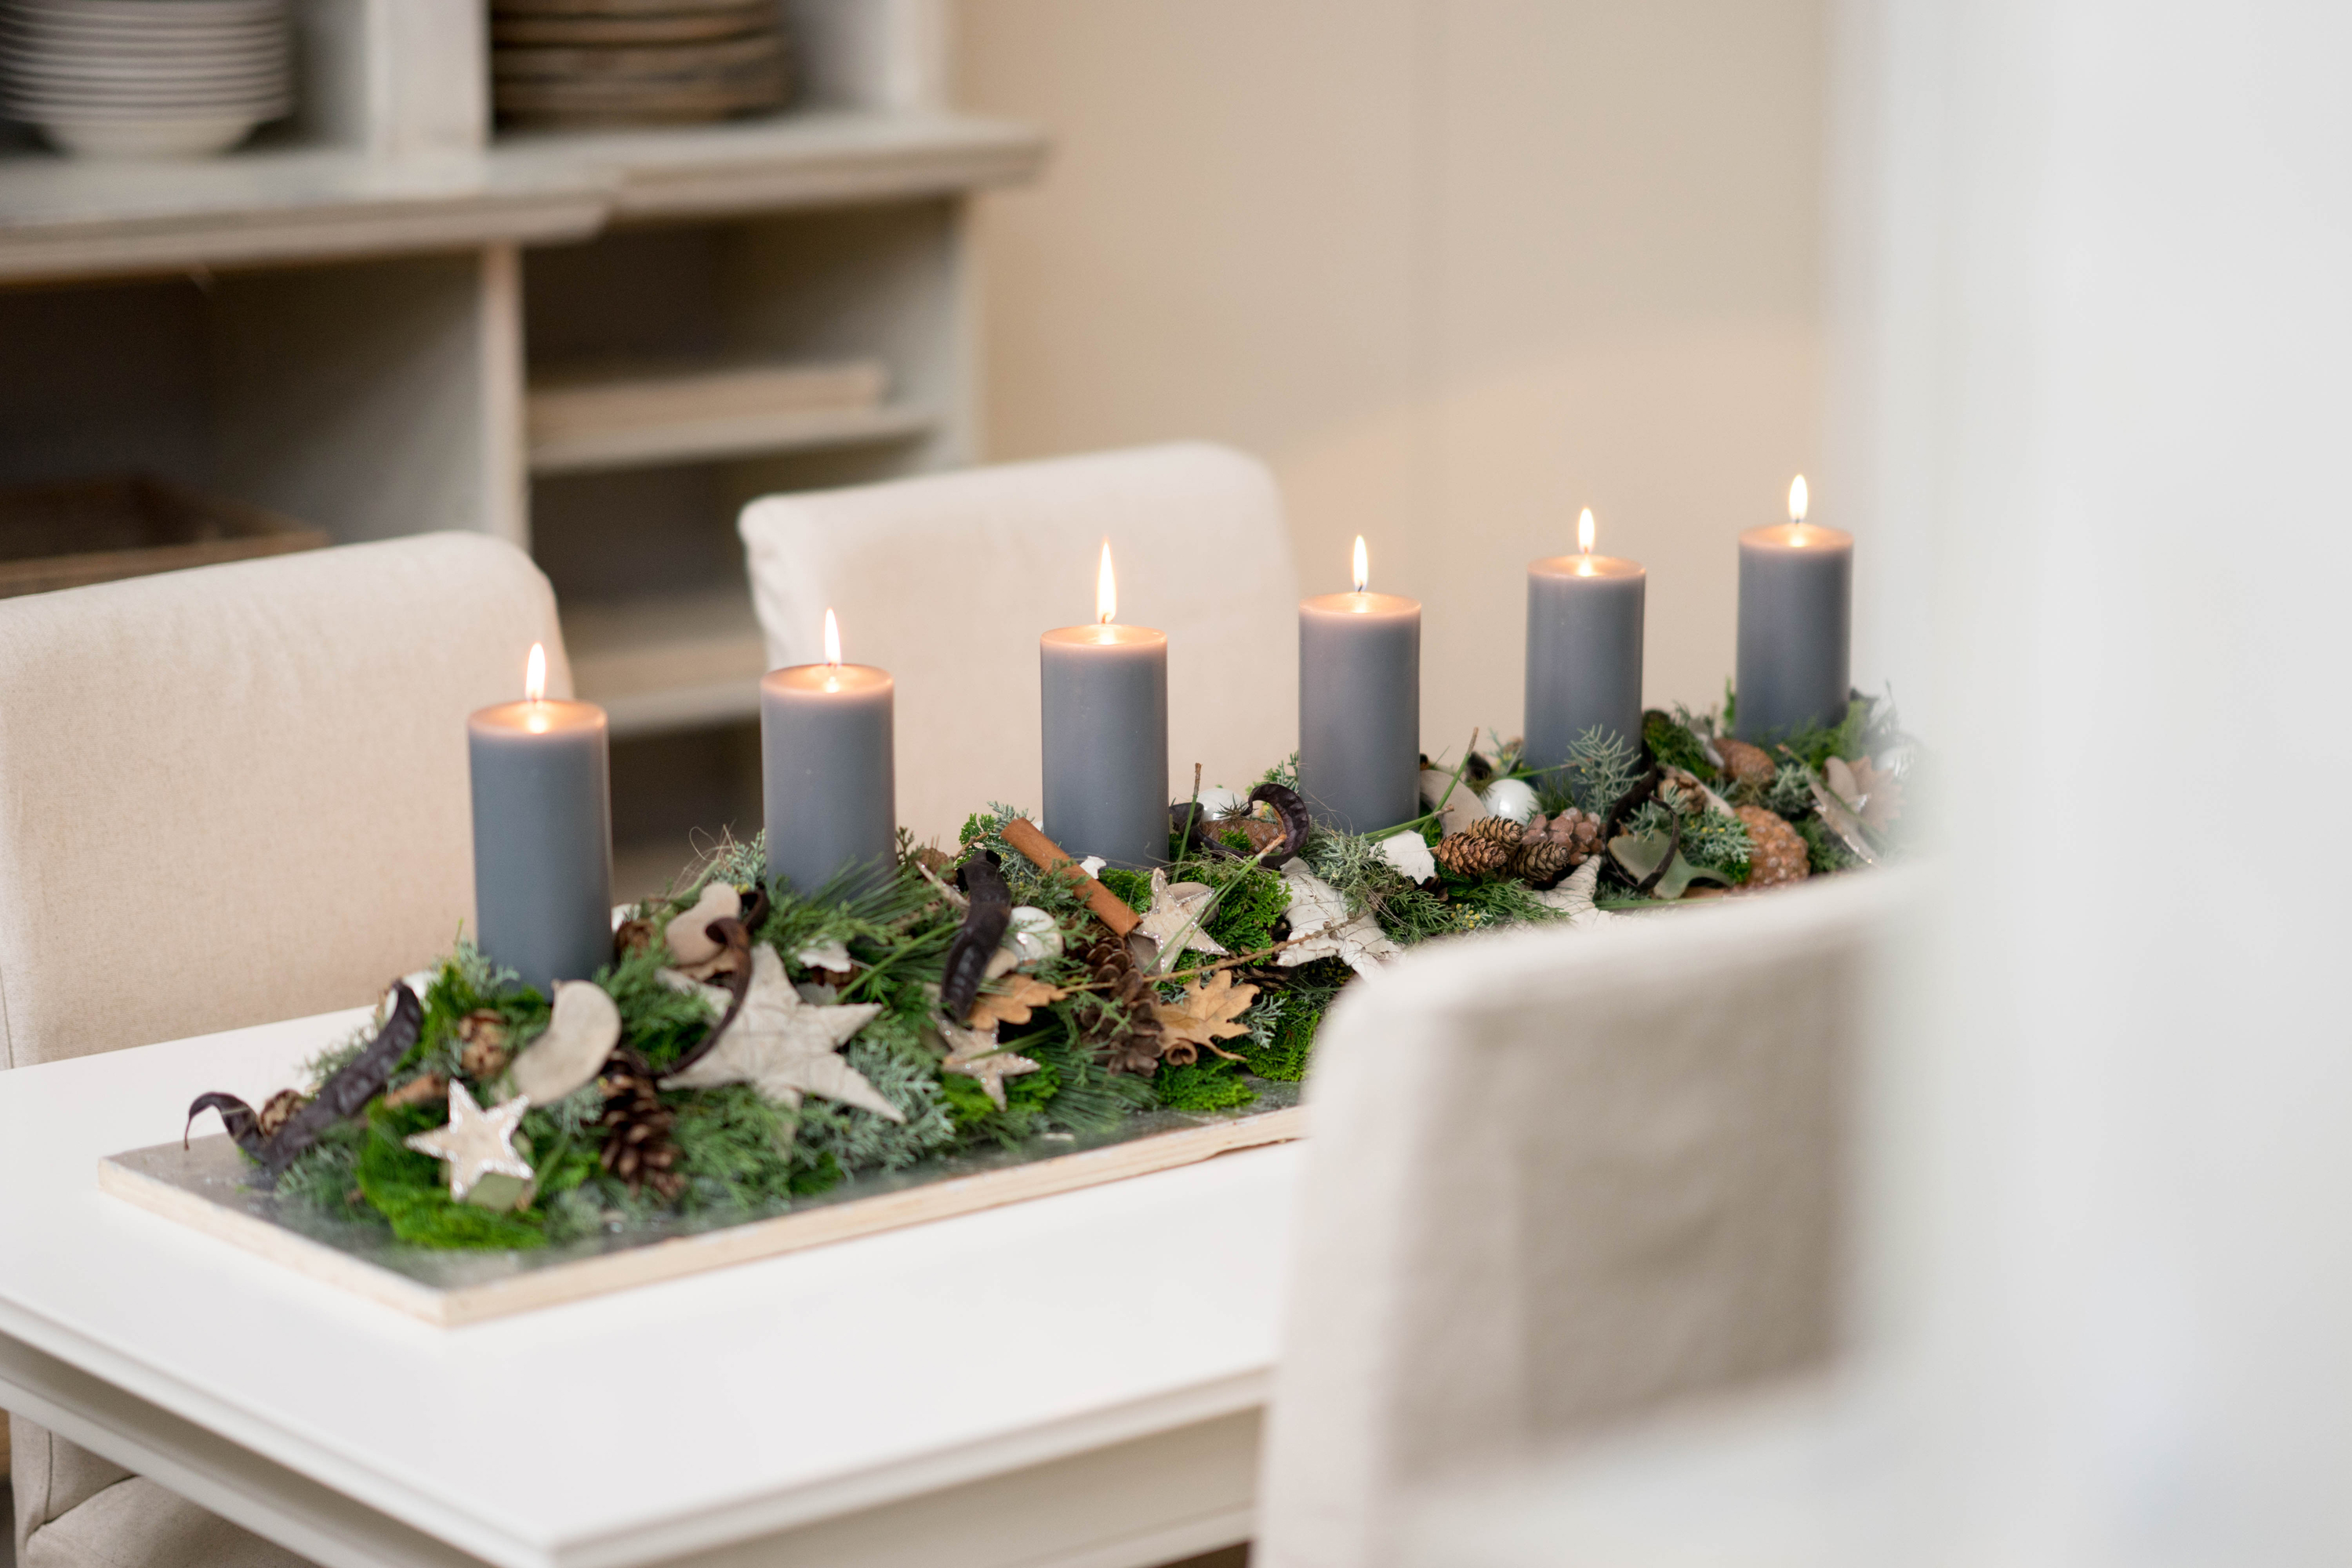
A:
[0, 532, 568, 1069]
[1257, 872, 1912, 1568]
[739, 442, 1300, 848]
[1, 534, 568, 1567]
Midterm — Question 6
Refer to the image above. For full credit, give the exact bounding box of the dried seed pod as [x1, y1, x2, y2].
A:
[940, 851, 1013, 1023]
[614, 917, 662, 960]
[1715, 737, 1776, 789]
[256, 1088, 307, 1138]
[1248, 782, 1313, 863]
[186, 983, 426, 1176]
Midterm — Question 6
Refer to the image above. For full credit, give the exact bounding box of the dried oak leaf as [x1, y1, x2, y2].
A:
[967, 971, 1070, 1031]
[1151, 971, 1258, 1065]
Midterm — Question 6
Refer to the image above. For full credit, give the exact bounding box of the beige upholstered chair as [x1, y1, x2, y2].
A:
[1255, 871, 1912, 1568]
[739, 442, 1301, 848]
[2, 532, 568, 1567]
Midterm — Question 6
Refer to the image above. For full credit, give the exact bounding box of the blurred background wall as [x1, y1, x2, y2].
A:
[954, 0, 1831, 764]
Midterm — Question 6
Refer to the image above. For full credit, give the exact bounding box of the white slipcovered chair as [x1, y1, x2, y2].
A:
[1256, 871, 1912, 1568]
[739, 442, 1301, 848]
[1, 532, 568, 1568]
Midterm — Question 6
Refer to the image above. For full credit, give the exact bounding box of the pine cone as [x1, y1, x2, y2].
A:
[598, 1052, 686, 1201]
[1077, 929, 1167, 1074]
[614, 917, 662, 960]
[1735, 806, 1809, 888]
[1468, 815, 1525, 848]
[1435, 829, 1515, 880]
[1526, 808, 1606, 869]
[1661, 767, 1714, 815]
[1514, 836, 1574, 887]
[456, 1009, 511, 1080]
[1715, 737, 1776, 789]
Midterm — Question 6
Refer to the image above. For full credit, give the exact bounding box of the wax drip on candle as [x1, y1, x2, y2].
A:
[524, 641, 550, 733]
[1577, 508, 1598, 576]
[1788, 475, 1810, 545]
[1352, 535, 1369, 595]
[1096, 541, 1117, 627]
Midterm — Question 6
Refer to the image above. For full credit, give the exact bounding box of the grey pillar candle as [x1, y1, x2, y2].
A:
[1298, 536, 1421, 833]
[468, 644, 613, 994]
[762, 613, 896, 898]
[1736, 477, 1853, 739]
[1040, 543, 1168, 869]
[1525, 507, 1646, 776]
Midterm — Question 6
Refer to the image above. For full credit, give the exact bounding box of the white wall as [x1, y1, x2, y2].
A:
[956, 0, 1829, 766]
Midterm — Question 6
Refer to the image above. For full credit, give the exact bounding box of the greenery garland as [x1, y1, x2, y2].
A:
[250, 690, 1913, 1250]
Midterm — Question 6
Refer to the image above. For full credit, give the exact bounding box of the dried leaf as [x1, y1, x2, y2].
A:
[1151, 971, 1258, 1064]
[1375, 829, 1436, 883]
[967, 971, 1070, 1030]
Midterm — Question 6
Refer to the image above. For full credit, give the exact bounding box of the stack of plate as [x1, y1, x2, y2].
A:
[0, 0, 292, 159]
[492, 0, 789, 129]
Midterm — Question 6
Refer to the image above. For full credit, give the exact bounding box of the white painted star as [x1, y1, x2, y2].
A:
[1135, 869, 1229, 960]
[936, 1017, 1042, 1112]
[661, 946, 904, 1122]
[404, 1080, 534, 1200]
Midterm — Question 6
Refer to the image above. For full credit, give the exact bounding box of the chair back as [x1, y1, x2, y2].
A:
[1256, 872, 1915, 1567]
[739, 442, 1299, 846]
[0, 532, 567, 1067]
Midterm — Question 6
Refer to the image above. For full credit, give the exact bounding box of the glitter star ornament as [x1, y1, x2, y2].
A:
[661, 946, 905, 1122]
[405, 1080, 534, 1204]
[1135, 869, 1229, 961]
[936, 1017, 1041, 1111]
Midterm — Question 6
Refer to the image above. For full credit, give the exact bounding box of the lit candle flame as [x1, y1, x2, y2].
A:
[1096, 541, 1117, 625]
[1788, 474, 1809, 526]
[524, 641, 546, 703]
[823, 607, 842, 667]
[1352, 535, 1369, 593]
[1577, 507, 1595, 555]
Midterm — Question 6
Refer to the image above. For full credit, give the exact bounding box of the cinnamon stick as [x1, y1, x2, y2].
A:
[1000, 817, 1142, 937]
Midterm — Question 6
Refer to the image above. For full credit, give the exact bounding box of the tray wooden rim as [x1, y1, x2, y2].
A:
[97, 1104, 1305, 1327]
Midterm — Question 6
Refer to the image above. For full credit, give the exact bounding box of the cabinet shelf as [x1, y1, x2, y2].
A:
[525, 354, 927, 474]
[0, 111, 1045, 285]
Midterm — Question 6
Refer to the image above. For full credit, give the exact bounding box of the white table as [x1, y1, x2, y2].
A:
[0, 1007, 1300, 1568]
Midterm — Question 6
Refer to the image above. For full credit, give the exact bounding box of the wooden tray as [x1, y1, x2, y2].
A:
[99, 1087, 1305, 1326]
[0, 474, 324, 599]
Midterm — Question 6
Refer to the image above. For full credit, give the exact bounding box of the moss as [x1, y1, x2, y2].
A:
[1243, 957, 1349, 1081]
[1152, 1059, 1258, 1112]
[1644, 709, 1717, 779]
[1198, 862, 1289, 954]
[939, 1058, 1062, 1143]
[1795, 815, 1864, 874]
[1098, 866, 1152, 912]
[354, 1103, 545, 1251]
[1760, 697, 1870, 770]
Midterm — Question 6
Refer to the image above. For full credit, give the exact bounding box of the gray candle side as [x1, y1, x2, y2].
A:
[762, 668, 897, 899]
[1523, 561, 1645, 775]
[1298, 597, 1421, 833]
[470, 711, 613, 995]
[1735, 530, 1853, 739]
[1040, 630, 1169, 869]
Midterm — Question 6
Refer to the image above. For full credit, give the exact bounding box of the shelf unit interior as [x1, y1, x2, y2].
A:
[0, 0, 1030, 903]
[0, 255, 508, 541]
